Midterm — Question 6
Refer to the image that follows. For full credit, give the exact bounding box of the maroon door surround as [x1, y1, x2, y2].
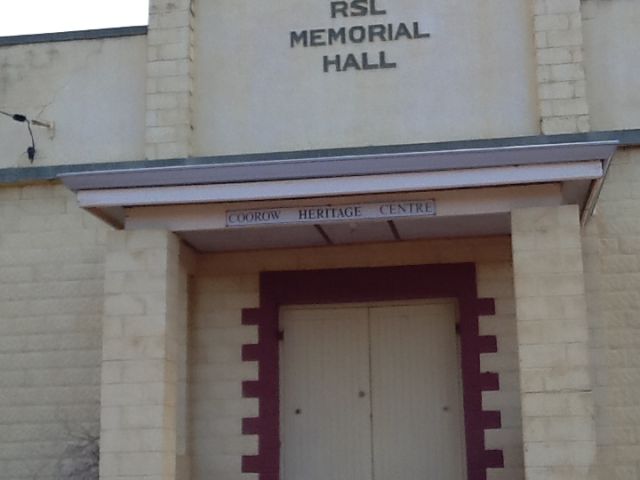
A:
[240, 263, 503, 480]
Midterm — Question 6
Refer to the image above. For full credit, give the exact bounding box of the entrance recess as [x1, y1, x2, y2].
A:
[280, 303, 466, 480]
[240, 264, 502, 480]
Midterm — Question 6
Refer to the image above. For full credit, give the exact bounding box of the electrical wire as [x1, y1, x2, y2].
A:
[26, 120, 36, 161]
[0, 109, 36, 162]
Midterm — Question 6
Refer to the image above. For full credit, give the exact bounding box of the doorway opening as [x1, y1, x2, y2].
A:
[240, 263, 503, 480]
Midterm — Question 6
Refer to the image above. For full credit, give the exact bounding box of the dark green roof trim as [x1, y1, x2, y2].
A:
[1, 129, 639, 186]
[0, 26, 148, 47]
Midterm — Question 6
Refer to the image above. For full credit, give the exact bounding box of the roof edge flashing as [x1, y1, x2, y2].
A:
[0, 26, 148, 47]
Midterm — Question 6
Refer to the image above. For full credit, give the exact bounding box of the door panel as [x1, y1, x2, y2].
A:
[280, 302, 466, 480]
[369, 303, 466, 480]
[280, 307, 373, 480]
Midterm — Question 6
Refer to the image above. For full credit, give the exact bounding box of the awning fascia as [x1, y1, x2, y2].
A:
[75, 161, 602, 208]
[61, 142, 618, 191]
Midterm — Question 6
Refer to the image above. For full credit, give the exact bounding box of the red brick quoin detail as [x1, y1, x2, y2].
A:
[241, 263, 502, 480]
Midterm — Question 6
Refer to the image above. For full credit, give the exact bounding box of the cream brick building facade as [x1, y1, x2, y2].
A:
[0, 0, 639, 479]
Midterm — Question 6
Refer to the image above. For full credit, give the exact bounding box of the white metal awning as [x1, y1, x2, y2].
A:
[60, 141, 618, 251]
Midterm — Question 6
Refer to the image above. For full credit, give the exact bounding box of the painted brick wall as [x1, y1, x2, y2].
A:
[583, 148, 640, 479]
[145, 0, 196, 160]
[512, 205, 596, 479]
[99, 230, 192, 480]
[190, 274, 261, 480]
[533, 0, 591, 134]
[191, 237, 524, 480]
[0, 184, 108, 479]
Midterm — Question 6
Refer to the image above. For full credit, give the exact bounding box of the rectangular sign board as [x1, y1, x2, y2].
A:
[226, 200, 436, 227]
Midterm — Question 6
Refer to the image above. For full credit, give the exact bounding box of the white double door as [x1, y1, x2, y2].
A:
[280, 302, 467, 480]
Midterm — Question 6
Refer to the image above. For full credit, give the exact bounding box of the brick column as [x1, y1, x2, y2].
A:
[533, 0, 590, 134]
[99, 231, 189, 480]
[511, 206, 596, 479]
[145, 0, 195, 160]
